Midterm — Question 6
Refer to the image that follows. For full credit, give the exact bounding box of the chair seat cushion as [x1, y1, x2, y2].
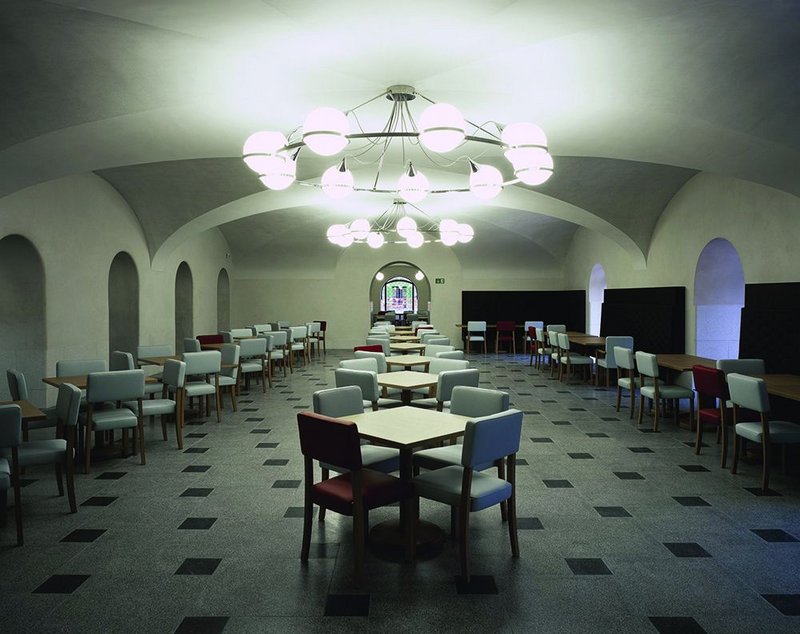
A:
[413, 445, 495, 472]
[127, 399, 175, 416]
[1, 439, 67, 467]
[311, 469, 409, 516]
[218, 376, 237, 387]
[240, 361, 263, 374]
[560, 354, 592, 364]
[467, 336, 485, 342]
[376, 397, 403, 408]
[0, 457, 9, 476]
[145, 382, 164, 395]
[414, 465, 511, 511]
[617, 377, 640, 389]
[640, 385, 693, 399]
[735, 421, 800, 443]
[184, 382, 217, 397]
[83, 408, 138, 430]
[597, 359, 613, 369]
[322, 445, 400, 474]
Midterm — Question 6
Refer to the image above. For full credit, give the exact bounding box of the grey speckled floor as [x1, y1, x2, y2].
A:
[2, 351, 800, 633]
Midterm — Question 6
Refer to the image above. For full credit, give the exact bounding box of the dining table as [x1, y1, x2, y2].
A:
[377, 371, 437, 404]
[656, 354, 715, 373]
[0, 400, 47, 423]
[389, 334, 420, 343]
[756, 374, 800, 401]
[43, 374, 161, 389]
[384, 355, 433, 371]
[343, 405, 470, 560]
[389, 342, 426, 354]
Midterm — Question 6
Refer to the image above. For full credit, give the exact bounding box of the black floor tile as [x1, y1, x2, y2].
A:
[565, 558, 612, 575]
[178, 517, 217, 530]
[762, 594, 800, 616]
[185, 433, 207, 439]
[586, 432, 609, 438]
[256, 442, 279, 448]
[175, 558, 222, 575]
[174, 616, 229, 634]
[241, 408, 259, 412]
[614, 471, 644, 480]
[744, 487, 782, 497]
[628, 447, 654, 453]
[551, 420, 571, 426]
[183, 447, 209, 454]
[751, 529, 798, 543]
[530, 437, 553, 443]
[307, 542, 339, 559]
[594, 506, 631, 518]
[263, 459, 290, 466]
[81, 496, 117, 507]
[649, 616, 706, 633]
[180, 488, 213, 498]
[284, 507, 306, 518]
[324, 593, 370, 617]
[182, 465, 211, 473]
[517, 517, 544, 530]
[663, 542, 711, 558]
[673, 496, 711, 507]
[516, 458, 529, 466]
[95, 472, 127, 480]
[245, 417, 264, 422]
[61, 529, 106, 543]
[638, 428, 660, 434]
[523, 410, 540, 415]
[249, 428, 271, 433]
[455, 575, 498, 594]
[568, 407, 586, 412]
[568, 452, 593, 459]
[543, 479, 573, 489]
[542, 400, 557, 404]
[33, 574, 90, 594]
[684, 441, 708, 448]
[679, 465, 710, 472]
[272, 479, 301, 488]
[601, 417, 620, 421]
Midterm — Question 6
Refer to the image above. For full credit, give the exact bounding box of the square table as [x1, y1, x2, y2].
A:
[42, 374, 159, 389]
[390, 335, 420, 343]
[0, 400, 47, 423]
[377, 371, 437, 404]
[385, 355, 433, 372]
[390, 342, 426, 354]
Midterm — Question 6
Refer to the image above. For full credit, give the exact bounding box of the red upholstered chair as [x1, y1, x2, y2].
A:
[692, 365, 731, 466]
[354, 345, 384, 353]
[196, 334, 224, 346]
[297, 412, 410, 585]
[495, 321, 516, 354]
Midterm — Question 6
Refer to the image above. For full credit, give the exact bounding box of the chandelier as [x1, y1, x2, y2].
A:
[326, 200, 473, 249]
[242, 84, 553, 201]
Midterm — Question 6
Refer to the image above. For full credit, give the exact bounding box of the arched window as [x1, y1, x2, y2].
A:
[108, 252, 139, 358]
[588, 263, 607, 336]
[380, 277, 418, 314]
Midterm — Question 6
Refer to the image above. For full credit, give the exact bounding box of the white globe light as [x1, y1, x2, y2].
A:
[243, 131, 288, 174]
[327, 224, 348, 244]
[375, 271, 385, 280]
[469, 163, 503, 199]
[418, 103, 466, 153]
[502, 122, 548, 169]
[302, 107, 349, 156]
[515, 152, 554, 185]
[438, 218, 460, 245]
[396, 216, 417, 238]
[406, 231, 424, 248]
[336, 232, 354, 247]
[349, 218, 371, 240]
[321, 163, 354, 199]
[415, 270, 425, 281]
[367, 232, 385, 249]
[258, 153, 296, 190]
[438, 218, 459, 233]
[457, 223, 474, 244]
[397, 166, 429, 203]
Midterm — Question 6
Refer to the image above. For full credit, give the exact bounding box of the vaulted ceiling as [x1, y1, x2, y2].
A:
[2, 0, 798, 271]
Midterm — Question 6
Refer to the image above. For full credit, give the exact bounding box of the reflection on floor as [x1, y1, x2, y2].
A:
[2, 351, 800, 633]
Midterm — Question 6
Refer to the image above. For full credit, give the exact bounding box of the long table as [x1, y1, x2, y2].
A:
[758, 374, 800, 401]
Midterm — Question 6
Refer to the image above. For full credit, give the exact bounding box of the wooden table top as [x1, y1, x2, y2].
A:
[0, 400, 47, 422]
[200, 342, 225, 350]
[377, 371, 438, 391]
[390, 335, 421, 342]
[389, 342, 427, 353]
[43, 374, 159, 389]
[385, 355, 434, 369]
[569, 335, 606, 347]
[757, 374, 800, 401]
[139, 355, 181, 366]
[345, 406, 469, 449]
[656, 354, 716, 372]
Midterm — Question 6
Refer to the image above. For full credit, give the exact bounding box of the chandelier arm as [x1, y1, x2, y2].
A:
[344, 89, 390, 115]
[464, 119, 503, 141]
[281, 132, 506, 153]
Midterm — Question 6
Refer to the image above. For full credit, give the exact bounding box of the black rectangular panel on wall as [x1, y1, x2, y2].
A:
[740, 282, 800, 374]
[461, 291, 585, 332]
[600, 287, 685, 353]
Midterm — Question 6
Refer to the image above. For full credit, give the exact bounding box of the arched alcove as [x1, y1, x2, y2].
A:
[588, 263, 607, 336]
[369, 262, 432, 324]
[217, 268, 230, 331]
[0, 235, 46, 403]
[175, 261, 194, 352]
[108, 252, 139, 359]
[694, 238, 744, 359]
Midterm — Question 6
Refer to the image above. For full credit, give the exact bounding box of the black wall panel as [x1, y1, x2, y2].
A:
[600, 287, 685, 353]
[740, 282, 800, 374]
[461, 290, 586, 334]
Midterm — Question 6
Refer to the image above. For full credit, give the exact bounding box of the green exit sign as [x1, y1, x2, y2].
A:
[435, 278, 445, 284]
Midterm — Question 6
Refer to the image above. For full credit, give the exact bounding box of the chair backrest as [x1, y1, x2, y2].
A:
[230, 328, 253, 338]
[716, 358, 766, 377]
[220, 331, 234, 343]
[727, 373, 770, 414]
[334, 368, 379, 402]
[437, 368, 480, 402]
[313, 385, 365, 418]
[634, 351, 659, 379]
[183, 338, 201, 353]
[297, 412, 362, 472]
[535, 328, 547, 344]
[56, 382, 82, 428]
[57, 359, 107, 376]
[496, 322, 514, 337]
[425, 337, 451, 346]
[557, 332, 569, 350]
[137, 344, 173, 359]
[339, 358, 379, 373]
[277, 321, 291, 329]
[428, 358, 470, 374]
[449, 386, 510, 418]
[467, 321, 487, 333]
[252, 324, 272, 334]
[182, 351, 222, 375]
[419, 332, 442, 344]
[524, 321, 544, 334]
[692, 364, 727, 400]
[110, 351, 135, 371]
[239, 337, 267, 358]
[162, 359, 186, 389]
[220, 344, 240, 379]
[461, 409, 523, 468]
[436, 350, 465, 360]
[314, 320, 326, 333]
[6, 369, 28, 401]
[86, 370, 145, 403]
[354, 344, 384, 353]
[353, 350, 387, 373]
[614, 346, 635, 371]
[290, 326, 308, 341]
[0, 404, 22, 448]
[602, 337, 634, 368]
[270, 330, 288, 347]
[196, 334, 224, 345]
[306, 322, 321, 336]
[425, 344, 455, 356]
[547, 324, 567, 333]
[259, 334, 275, 352]
[365, 338, 390, 355]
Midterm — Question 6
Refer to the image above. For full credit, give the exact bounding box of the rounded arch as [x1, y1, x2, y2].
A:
[588, 263, 607, 336]
[217, 268, 230, 332]
[694, 238, 744, 359]
[108, 251, 140, 359]
[174, 261, 194, 352]
[369, 261, 432, 324]
[0, 235, 46, 403]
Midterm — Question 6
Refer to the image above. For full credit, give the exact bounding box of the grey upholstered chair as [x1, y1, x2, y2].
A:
[334, 368, 401, 410]
[57, 359, 107, 376]
[436, 350, 465, 360]
[614, 346, 639, 418]
[183, 338, 201, 353]
[635, 351, 694, 431]
[556, 332, 593, 383]
[126, 359, 186, 449]
[465, 321, 487, 355]
[424, 344, 455, 356]
[412, 368, 480, 410]
[182, 351, 222, 423]
[239, 337, 269, 391]
[218, 344, 241, 410]
[595, 336, 634, 388]
[111, 350, 163, 396]
[7, 369, 55, 436]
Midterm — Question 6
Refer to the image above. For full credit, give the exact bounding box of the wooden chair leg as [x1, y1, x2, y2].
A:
[11, 447, 23, 545]
[0, 488, 7, 527]
[55, 463, 64, 496]
[508, 492, 519, 558]
[694, 421, 703, 455]
[65, 456, 77, 514]
[301, 500, 313, 562]
[138, 419, 146, 465]
[161, 416, 168, 441]
[84, 421, 93, 474]
[497, 459, 507, 522]
[629, 387, 636, 419]
[615, 386, 622, 412]
[318, 467, 329, 522]
[458, 503, 471, 584]
[762, 440, 771, 492]
[731, 431, 740, 474]
[637, 394, 644, 425]
[720, 423, 728, 468]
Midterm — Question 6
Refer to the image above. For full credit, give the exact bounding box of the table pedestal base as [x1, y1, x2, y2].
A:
[369, 519, 446, 562]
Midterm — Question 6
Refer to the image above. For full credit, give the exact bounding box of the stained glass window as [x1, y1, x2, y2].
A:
[380, 278, 417, 314]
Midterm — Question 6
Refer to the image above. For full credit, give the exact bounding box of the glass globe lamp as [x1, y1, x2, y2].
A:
[418, 103, 466, 153]
[302, 107, 349, 156]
